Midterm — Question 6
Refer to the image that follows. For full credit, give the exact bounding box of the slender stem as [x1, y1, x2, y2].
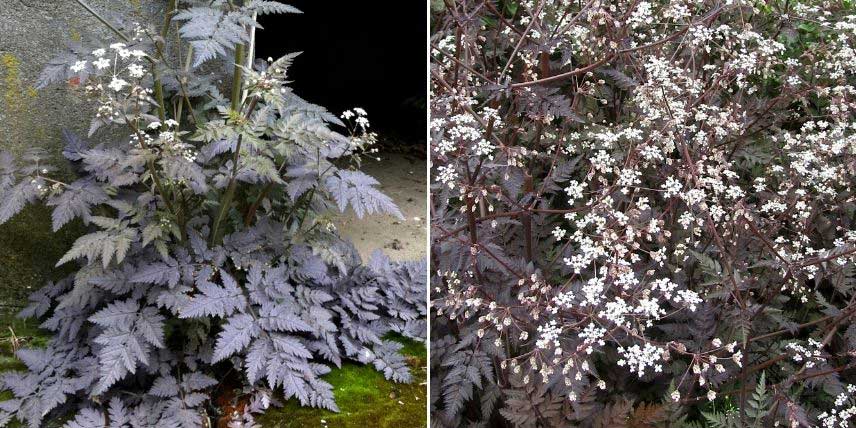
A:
[242, 11, 258, 101]
[152, 0, 177, 123]
[295, 188, 317, 231]
[210, 136, 242, 245]
[160, 0, 177, 41]
[243, 182, 274, 226]
[73, 0, 131, 42]
[124, 118, 178, 222]
[209, 96, 259, 245]
[209, 0, 253, 245]
[231, 44, 246, 111]
[177, 45, 200, 125]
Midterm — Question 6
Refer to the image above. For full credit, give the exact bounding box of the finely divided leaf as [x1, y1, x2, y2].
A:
[179, 273, 247, 318]
[245, 1, 302, 15]
[213, 313, 258, 362]
[48, 179, 109, 231]
[324, 170, 403, 219]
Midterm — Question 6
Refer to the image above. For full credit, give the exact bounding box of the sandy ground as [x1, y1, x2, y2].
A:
[333, 153, 427, 262]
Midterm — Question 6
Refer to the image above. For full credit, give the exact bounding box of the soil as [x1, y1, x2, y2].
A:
[332, 152, 427, 262]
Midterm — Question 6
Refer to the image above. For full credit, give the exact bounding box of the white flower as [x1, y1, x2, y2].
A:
[536, 320, 561, 349]
[707, 390, 717, 401]
[564, 180, 585, 201]
[159, 131, 176, 143]
[353, 107, 367, 116]
[92, 48, 106, 57]
[663, 176, 683, 198]
[164, 119, 179, 128]
[127, 64, 145, 78]
[108, 77, 128, 92]
[616, 343, 663, 377]
[70, 60, 87, 73]
[109, 42, 127, 50]
[437, 165, 458, 189]
[732, 350, 743, 367]
[341, 110, 355, 120]
[93, 57, 112, 70]
[671, 390, 681, 402]
[147, 121, 162, 130]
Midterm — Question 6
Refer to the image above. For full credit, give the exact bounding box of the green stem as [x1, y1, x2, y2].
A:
[152, 0, 177, 123]
[209, 135, 243, 246]
[230, 44, 246, 111]
[209, 96, 258, 246]
[209, 0, 253, 245]
[296, 188, 316, 230]
[152, 79, 167, 122]
[177, 45, 200, 125]
[160, 0, 177, 41]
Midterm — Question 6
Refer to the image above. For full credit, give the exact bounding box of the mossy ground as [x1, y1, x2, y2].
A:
[0, 313, 60, 428]
[0, 206, 427, 427]
[0, 204, 83, 305]
[257, 334, 427, 428]
[0, 203, 77, 428]
[0, 315, 427, 428]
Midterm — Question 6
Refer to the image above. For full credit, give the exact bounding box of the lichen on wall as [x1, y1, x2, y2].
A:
[0, 52, 42, 156]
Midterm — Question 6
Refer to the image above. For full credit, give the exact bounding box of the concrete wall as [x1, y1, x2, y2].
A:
[0, 0, 162, 159]
[0, 0, 163, 304]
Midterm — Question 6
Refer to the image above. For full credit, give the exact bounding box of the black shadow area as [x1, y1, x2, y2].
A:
[255, 1, 427, 146]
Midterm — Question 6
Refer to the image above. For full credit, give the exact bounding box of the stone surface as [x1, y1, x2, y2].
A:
[333, 153, 428, 262]
[0, 0, 166, 308]
[0, 0, 163, 160]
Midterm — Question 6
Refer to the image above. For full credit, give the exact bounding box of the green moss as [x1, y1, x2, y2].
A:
[0, 312, 49, 370]
[0, 311, 51, 427]
[388, 333, 427, 360]
[0, 326, 427, 428]
[1, 53, 26, 113]
[0, 204, 83, 305]
[258, 336, 427, 428]
[1, 51, 52, 160]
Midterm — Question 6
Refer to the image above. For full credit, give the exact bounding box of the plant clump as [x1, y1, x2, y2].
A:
[0, 1, 425, 427]
[430, 1, 856, 427]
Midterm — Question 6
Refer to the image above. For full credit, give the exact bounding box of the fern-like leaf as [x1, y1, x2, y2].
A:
[324, 170, 404, 219]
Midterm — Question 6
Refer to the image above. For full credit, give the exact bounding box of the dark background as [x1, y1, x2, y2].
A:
[255, 1, 427, 146]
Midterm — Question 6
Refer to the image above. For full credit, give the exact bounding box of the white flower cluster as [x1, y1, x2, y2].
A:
[431, 0, 856, 417]
[69, 30, 158, 131]
[536, 320, 561, 349]
[616, 343, 664, 377]
[433, 110, 498, 162]
[145, 119, 196, 162]
[786, 339, 824, 369]
[818, 385, 856, 428]
[341, 107, 370, 130]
